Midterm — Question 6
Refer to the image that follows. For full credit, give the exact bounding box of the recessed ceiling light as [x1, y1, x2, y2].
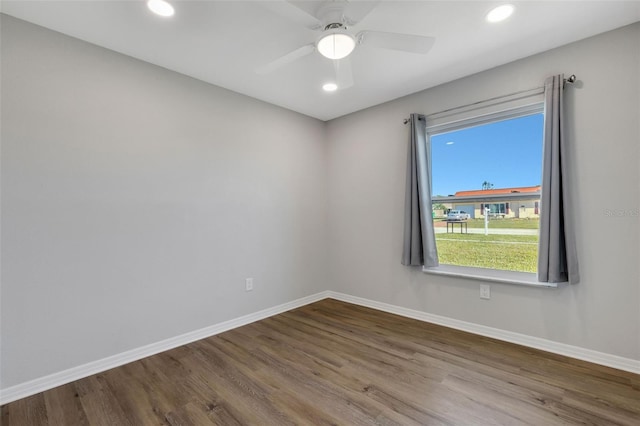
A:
[323, 83, 338, 92]
[486, 4, 514, 23]
[147, 0, 175, 17]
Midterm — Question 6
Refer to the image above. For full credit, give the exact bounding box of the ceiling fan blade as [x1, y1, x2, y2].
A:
[342, 1, 380, 25]
[256, 44, 315, 75]
[358, 31, 435, 54]
[287, 1, 379, 26]
[286, 1, 327, 21]
[334, 57, 354, 90]
[258, 1, 322, 29]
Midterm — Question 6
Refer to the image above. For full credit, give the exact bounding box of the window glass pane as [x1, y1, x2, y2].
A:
[430, 113, 543, 273]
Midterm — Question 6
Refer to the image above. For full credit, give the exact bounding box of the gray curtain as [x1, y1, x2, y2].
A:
[538, 75, 579, 283]
[402, 113, 439, 267]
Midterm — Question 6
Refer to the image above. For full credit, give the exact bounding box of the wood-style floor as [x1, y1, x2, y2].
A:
[2, 299, 639, 425]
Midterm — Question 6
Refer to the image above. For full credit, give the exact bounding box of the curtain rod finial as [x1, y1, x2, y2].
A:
[566, 74, 576, 83]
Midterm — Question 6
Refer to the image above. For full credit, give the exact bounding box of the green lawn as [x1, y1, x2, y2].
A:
[436, 218, 539, 229]
[435, 233, 538, 272]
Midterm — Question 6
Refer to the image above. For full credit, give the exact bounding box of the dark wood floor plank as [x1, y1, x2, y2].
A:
[42, 383, 90, 426]
[267, 390, 347, 426]
[249, 344, 384, 425]
[122, 354, 195, 424]
[99, 363, 170, 425]
[267, 311, 440, 386]
[2, 298, 639, 425]
[164, 400, 222, 426]
[74, 375, 134, 426]
[186, 341, 295, 425]
[1, 393, 49, 426]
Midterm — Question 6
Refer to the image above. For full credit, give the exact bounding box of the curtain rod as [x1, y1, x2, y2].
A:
[403, 74, 577, 124]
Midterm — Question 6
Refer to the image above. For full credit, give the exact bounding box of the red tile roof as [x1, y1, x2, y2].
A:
[454, 185, 541, 197]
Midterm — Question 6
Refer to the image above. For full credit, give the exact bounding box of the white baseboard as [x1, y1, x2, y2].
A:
[3, 289, 638, 405]
[326, 291, 640, 375]
[0, 291, 331, 406]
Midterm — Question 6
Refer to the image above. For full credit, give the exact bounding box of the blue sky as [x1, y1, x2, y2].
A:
[430, 113, 543, 196]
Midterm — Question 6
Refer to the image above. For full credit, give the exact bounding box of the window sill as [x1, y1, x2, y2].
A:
[422, 264, 560, 288]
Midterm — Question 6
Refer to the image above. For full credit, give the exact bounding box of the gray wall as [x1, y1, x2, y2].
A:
[2, 14, 639, 392]
[1, 15, 328, 388]
[326, 23, 640, 361]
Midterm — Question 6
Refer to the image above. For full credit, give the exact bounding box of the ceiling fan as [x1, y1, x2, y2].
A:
[256, 0, 436, 90]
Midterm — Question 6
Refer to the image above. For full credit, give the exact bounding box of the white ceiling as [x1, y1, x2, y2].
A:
[2, 1, 639, 121]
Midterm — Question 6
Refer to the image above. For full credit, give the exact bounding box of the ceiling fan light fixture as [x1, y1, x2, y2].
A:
[147, 0, 175, 17]
[317, 31, 356, 60]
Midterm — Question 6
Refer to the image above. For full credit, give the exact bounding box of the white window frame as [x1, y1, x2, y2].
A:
[422, 90, 558, 288]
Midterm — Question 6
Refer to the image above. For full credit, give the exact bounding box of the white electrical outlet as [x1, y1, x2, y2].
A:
[480, 284, 491, 299]
[245, 278, 254, 292]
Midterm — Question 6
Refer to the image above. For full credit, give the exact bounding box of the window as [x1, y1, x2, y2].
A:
[484, 203, 508, 216]
[426, 93, 544, 280]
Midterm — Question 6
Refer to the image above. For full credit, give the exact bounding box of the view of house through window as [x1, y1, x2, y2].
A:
[430, 112, 544, 273]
